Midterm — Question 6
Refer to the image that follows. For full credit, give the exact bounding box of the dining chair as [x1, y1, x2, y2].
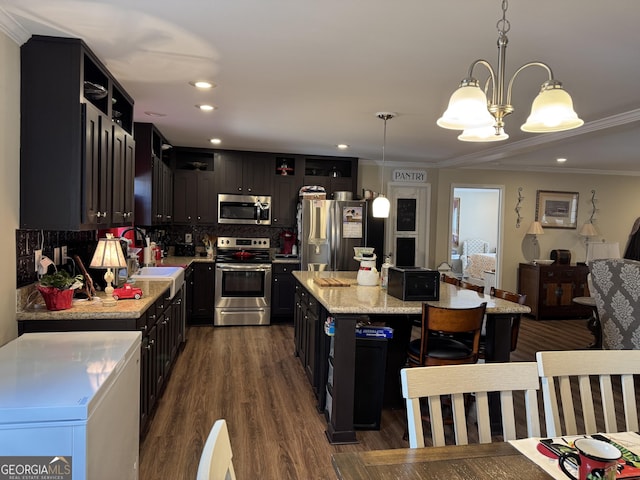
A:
[459, 280, 484, 293]
[196, 419, 237, 480]
[489, 287, 527, 352]
[536, 350, 640, 437]
[588, 258, 640, 349]
[401, 362, 541, 447]
[441, 273, 460, 286]
[407, 303, 487, 367]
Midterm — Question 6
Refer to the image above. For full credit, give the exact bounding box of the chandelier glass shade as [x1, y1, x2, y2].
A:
[437, 0, 583, 141]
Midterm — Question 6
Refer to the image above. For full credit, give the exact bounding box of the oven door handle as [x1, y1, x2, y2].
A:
[216, 264, 272, 272]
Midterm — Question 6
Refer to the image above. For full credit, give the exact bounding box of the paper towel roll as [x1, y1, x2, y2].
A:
[143, 247, 153, 266]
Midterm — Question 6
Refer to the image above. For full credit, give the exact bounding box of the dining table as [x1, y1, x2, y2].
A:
[331, 442, 552, 479]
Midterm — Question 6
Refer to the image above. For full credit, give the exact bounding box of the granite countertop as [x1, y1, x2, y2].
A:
[16, 279, 172, 320]
[292, 271, 531, 315]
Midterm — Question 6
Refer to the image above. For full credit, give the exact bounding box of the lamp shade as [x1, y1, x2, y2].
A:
[90, 237, 127, 269]
[372, 195, 390, 218]
[579, 222, 598, 237]
[527, 221, 545, 235]
[437, 84, 495, 130]
[458, 125, 509, 142]
[521, 87, 584, 133]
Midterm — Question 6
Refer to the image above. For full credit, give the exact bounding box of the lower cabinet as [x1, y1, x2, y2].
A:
[271, 262, 299, 320]
[190, 262, 215, 324]
[18, 285, 184, 437]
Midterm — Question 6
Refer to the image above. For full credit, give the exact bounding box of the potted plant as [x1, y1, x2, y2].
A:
[37, 270, 84, 311]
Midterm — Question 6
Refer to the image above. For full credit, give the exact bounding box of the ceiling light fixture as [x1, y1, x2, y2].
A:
[209, 138, 221, 145]
[144, 111, 166, 117]
[437, 0, 583, 142]
[190, 81, 215, 89]
[372, 112, 395, 218]
[337, 144, 349, 150]
[196, 104, 215, 111]
[556, 157, 567, 163]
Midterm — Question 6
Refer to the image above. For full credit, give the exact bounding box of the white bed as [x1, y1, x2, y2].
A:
[460, 238, 496, 280]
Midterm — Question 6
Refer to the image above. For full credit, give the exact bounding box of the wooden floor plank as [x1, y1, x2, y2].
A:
[139, 317, 594, 479]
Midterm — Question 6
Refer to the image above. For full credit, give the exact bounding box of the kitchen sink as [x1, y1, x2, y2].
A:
[130, 266, 185, 299]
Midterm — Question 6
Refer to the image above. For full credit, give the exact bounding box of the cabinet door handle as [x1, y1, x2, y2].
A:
[146, 340, 155, 349]
[274, 278, 278, 282]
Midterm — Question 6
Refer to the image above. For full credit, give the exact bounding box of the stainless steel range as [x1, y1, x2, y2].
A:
[214, 237, 272, 326]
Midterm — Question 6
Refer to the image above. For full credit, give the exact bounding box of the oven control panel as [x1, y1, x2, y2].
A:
[217, 237, 270, 249]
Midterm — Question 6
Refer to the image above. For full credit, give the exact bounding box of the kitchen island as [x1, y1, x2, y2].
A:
[292, 270, 530, 444]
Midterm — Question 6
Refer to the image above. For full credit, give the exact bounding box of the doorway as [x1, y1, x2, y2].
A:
[387, 182, 431, 267]
[449, 185, 504, 288]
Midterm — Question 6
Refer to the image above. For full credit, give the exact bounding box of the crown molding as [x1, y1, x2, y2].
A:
[0, 8, 30, 45]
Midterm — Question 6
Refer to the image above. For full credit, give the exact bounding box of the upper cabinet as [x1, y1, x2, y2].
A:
[272, 156, 303, 227]
[213, 151, 272, 195]
[20, 35, 135, 230]
[172, 147, 217, 224]
[303, 157, 358, 198]
[134, 123, 173, 226]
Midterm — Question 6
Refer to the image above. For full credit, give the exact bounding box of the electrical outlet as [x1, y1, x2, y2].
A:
[34, 249, 42, 272]
[61, 246, 68, 261]
[185, 233, 193, 244]
[54, 247, 61, 265]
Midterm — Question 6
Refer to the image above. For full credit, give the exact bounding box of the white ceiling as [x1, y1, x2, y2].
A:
[1, 0, 639, 174]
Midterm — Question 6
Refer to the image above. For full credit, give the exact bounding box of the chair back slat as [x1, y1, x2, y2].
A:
[197, 419, 237, 480]
[536, 350, 640, 437]
[401, 362, 540, 448]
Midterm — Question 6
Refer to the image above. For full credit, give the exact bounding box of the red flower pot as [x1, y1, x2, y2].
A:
[37, 286, 74, 311]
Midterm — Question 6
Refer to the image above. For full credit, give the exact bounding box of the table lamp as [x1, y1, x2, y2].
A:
[90, 234, 127, 307]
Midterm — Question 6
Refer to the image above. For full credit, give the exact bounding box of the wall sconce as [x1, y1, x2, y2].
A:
[514, 187, 523, 228]
[526, 221, 544, 245]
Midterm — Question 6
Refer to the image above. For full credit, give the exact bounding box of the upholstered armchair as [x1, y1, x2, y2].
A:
[589, 258, 640, 349]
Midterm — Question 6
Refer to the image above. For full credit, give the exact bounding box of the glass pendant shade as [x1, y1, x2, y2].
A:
[458, 125, 509, 142]
[372, 195, 390, 218]
[437, 84, 495, 130]
[521, 87, 584, 132]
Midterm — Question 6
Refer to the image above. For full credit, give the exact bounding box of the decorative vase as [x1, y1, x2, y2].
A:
[37, 286, 74, 311]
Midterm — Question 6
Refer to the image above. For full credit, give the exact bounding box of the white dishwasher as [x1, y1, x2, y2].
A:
[0, 330, 141, 480]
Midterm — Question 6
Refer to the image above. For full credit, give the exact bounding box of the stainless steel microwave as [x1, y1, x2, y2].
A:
[218, 194, 271, 225]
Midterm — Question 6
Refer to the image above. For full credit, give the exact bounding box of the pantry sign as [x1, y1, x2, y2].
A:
[392, 169, 427, 183]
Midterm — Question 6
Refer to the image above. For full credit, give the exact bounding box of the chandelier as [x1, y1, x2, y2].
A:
[437, 0, 583, 142]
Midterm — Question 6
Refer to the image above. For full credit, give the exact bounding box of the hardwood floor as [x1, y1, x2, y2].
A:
[139, 317, 594, 479]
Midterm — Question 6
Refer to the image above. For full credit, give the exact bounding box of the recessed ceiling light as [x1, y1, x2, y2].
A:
[190, 81, 215, 89]
[144, 111, 166, 117]
[196, 104, 216, 111]
[556, 157, 567, 163]
[209, 138, 221, 145]
[337, 144, 349, 150]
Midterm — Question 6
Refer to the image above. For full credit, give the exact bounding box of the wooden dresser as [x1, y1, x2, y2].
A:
[518, 262, 592, 320]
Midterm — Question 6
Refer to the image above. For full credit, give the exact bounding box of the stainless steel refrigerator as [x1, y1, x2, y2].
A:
[299, 198, 367, 271]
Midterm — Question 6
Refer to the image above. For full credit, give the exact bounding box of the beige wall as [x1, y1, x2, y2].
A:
[0, 31, 20, 346]
[360, 162, 640, 292]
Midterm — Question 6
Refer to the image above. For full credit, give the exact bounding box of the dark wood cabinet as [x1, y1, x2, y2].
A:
[190, 262, 215, 324]
[134, 123, 173, 226]
[272, 156, 303, 227]
[214, 150, 272, 195]
[271, 262, 299, 319]
[518, 263, 592, 320]
[303, 157, 358, 198]
[173, 170, 217, 224]
[20, 35, 134, 230]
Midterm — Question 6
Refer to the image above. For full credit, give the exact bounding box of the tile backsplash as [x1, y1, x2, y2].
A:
[16, 229, 97, 287]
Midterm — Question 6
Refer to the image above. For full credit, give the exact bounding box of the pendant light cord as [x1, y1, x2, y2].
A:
[376, 112, 395, 197]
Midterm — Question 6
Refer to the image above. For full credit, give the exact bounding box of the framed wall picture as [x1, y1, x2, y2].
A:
[535, 190, 579, 229]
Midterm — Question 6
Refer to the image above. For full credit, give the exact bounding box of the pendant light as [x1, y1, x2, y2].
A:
[372, 112, 395, 218]
[437, 0, 583, 141]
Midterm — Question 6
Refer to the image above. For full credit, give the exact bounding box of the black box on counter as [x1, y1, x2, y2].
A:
[387, 266, 440, 301]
